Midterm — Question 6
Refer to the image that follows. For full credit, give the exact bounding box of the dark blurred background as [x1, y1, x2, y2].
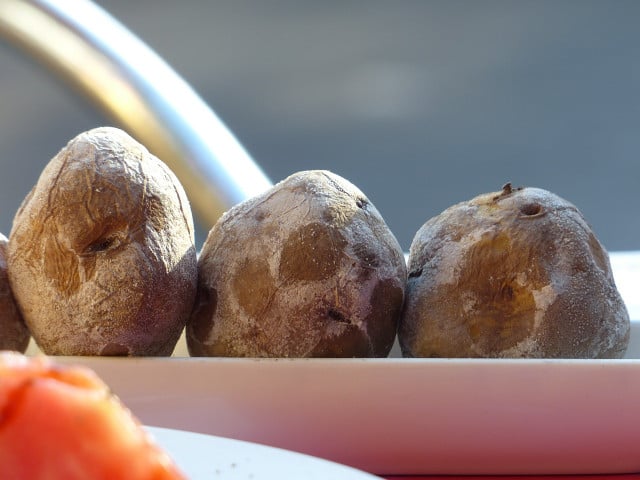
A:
[1, 0, 639, 252]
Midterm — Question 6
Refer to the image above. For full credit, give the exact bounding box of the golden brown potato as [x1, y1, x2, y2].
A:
[187, 170, 407, 357]
[399, 183, 630, 359]
[7, 127, 197, 355]
[0, 233, 30, 352]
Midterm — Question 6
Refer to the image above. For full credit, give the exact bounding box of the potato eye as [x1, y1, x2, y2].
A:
[519, 203, 543, 216]
[85, 235, 120, 254]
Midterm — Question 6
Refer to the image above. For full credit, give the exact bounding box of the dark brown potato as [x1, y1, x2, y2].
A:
[187, 170, 407, 357]
[0, 233, 30, 352]
[399, 183, 630, 359]
[7, 127, 197, 355]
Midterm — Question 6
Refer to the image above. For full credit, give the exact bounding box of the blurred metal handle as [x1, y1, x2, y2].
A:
[0, 0, 272, 230]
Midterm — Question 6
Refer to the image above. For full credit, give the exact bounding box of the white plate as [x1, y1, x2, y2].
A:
[146, 426, 378, 480]
[47, 251, 640, 476]
[61, 353, 640, 476]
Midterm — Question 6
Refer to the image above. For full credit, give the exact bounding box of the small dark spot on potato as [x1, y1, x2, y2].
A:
[327, 308, 349, 323]
[254, 209, 267, 222]
[356, 197, 368, 209]
[408, 268, 423, 278]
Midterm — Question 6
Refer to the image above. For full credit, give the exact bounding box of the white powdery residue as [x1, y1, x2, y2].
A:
[531, 283, 557, 331]
[430, 245, 461, 286]
[496, 281, 558, 357]
[267, 188, 306, 280]
[499, 336, 541, 358]
[341, 268, 378, 332]
[460, 291, 476, 315]
[598, 295, 631, 355]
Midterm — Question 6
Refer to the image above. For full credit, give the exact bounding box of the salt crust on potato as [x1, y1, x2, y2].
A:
[8, 127, 197, 356]
[187, 170, 407, 357]
[399, 184, 630, 359]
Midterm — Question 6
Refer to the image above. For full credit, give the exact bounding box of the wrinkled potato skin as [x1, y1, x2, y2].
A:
[187, 170, 407, 357]
[0, 234, 30, 352]
[399, 185, 630, 359]
[7, 127, 197, 356]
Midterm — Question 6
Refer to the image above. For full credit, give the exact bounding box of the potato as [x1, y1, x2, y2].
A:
[0, 233, 30, 352]
[187, 170, 406, 357]
[399, 183, 630, 358]
[7, 127, 197, 355]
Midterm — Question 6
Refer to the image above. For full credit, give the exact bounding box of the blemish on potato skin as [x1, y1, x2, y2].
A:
[279, 223, 347, 283]
[233, 257, 276, 318]
[33, 141, 149, 296]
[457, 231, 541, 354]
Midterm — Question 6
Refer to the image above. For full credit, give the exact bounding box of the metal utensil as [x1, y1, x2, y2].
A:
[0, 0, 273, 230]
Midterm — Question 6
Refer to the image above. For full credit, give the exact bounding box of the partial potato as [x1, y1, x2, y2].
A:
[8, 127, 197, 355]
[187, 170, 406, 357]
[0, 234, 30, 352]
[399, 183, 630, 359]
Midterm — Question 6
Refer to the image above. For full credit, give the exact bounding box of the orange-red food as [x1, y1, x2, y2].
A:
[0, 351, 185, 479]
